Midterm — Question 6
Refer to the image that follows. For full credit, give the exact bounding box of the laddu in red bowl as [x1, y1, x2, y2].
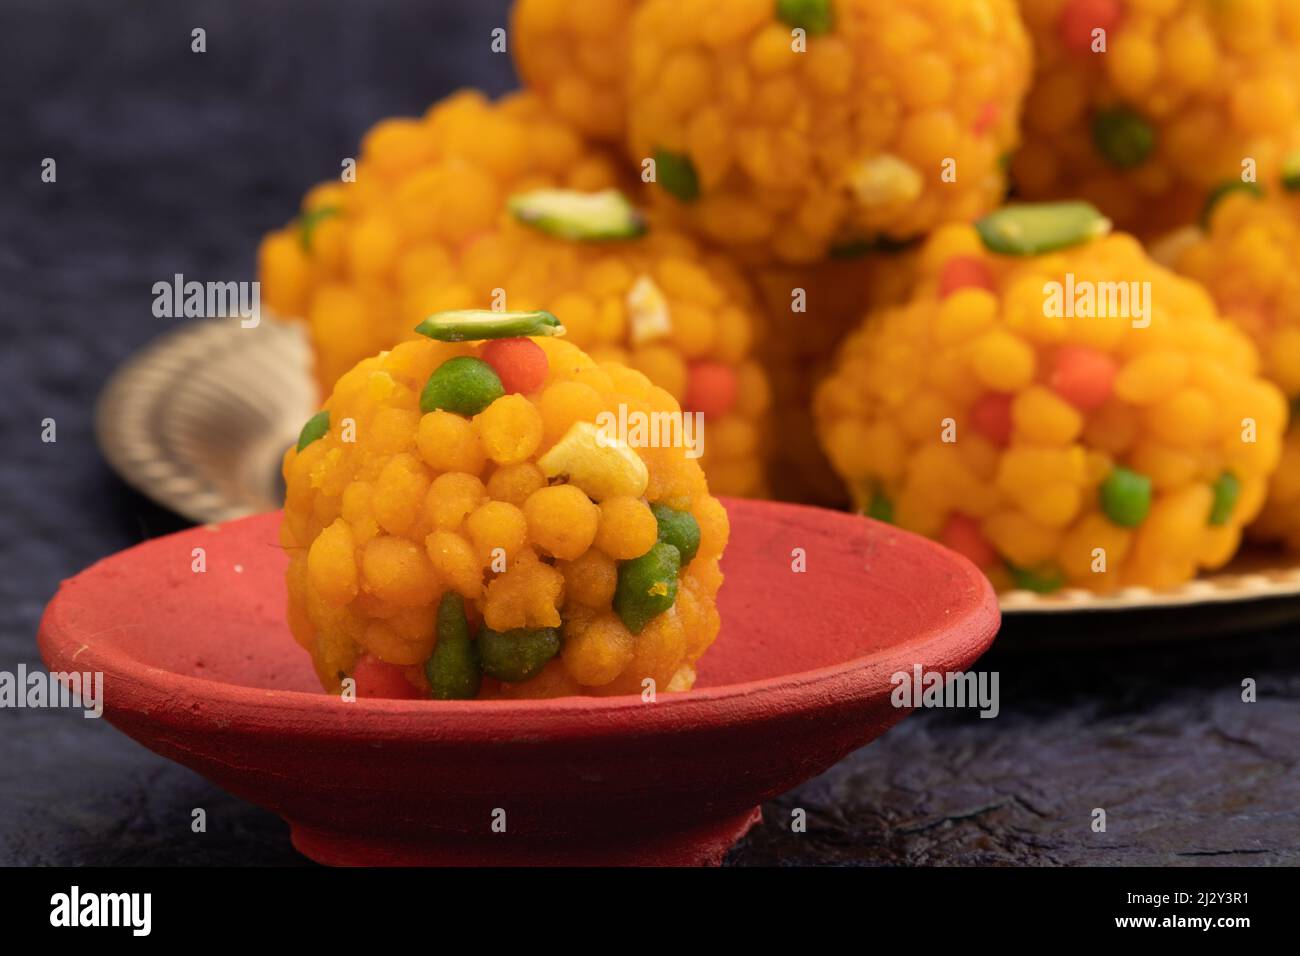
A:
[38, 498, 999, 865]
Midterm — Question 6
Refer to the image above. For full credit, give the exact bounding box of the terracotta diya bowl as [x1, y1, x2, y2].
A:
[38, 498, 999, 865]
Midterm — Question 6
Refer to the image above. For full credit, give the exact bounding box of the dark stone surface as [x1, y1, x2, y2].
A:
[728, 634, 1300, 866]
[3, 0, 1298, 867]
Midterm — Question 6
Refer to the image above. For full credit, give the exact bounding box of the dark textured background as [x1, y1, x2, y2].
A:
[2, 0, 1298, 866]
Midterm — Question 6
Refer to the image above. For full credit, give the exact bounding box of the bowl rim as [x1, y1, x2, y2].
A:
[39, 500, 1000, 743]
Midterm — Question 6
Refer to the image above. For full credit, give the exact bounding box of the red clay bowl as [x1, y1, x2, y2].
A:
[38, 498, 999, 866]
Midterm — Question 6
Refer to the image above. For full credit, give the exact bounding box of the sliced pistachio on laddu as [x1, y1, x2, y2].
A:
[653, 148, 700, 202]
[508, 188, 646, 241]
[975, 202, 1111, 256]
[413, 308, 564, 342]
[297, 206, 340, 253]
[1200, 179, 1263, 228]
[776, 0, 834, 35]
[296, 410, 329, 451]
[1283, 152, 1300, 192]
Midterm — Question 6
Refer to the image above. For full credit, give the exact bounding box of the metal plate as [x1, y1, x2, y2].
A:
[96, 317, 1300, 638]
[997, 552, 1300, 646]
[96, 318, 316, 525]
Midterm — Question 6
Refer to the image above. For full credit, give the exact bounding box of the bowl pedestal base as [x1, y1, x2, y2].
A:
[289, 806, 763, 867]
